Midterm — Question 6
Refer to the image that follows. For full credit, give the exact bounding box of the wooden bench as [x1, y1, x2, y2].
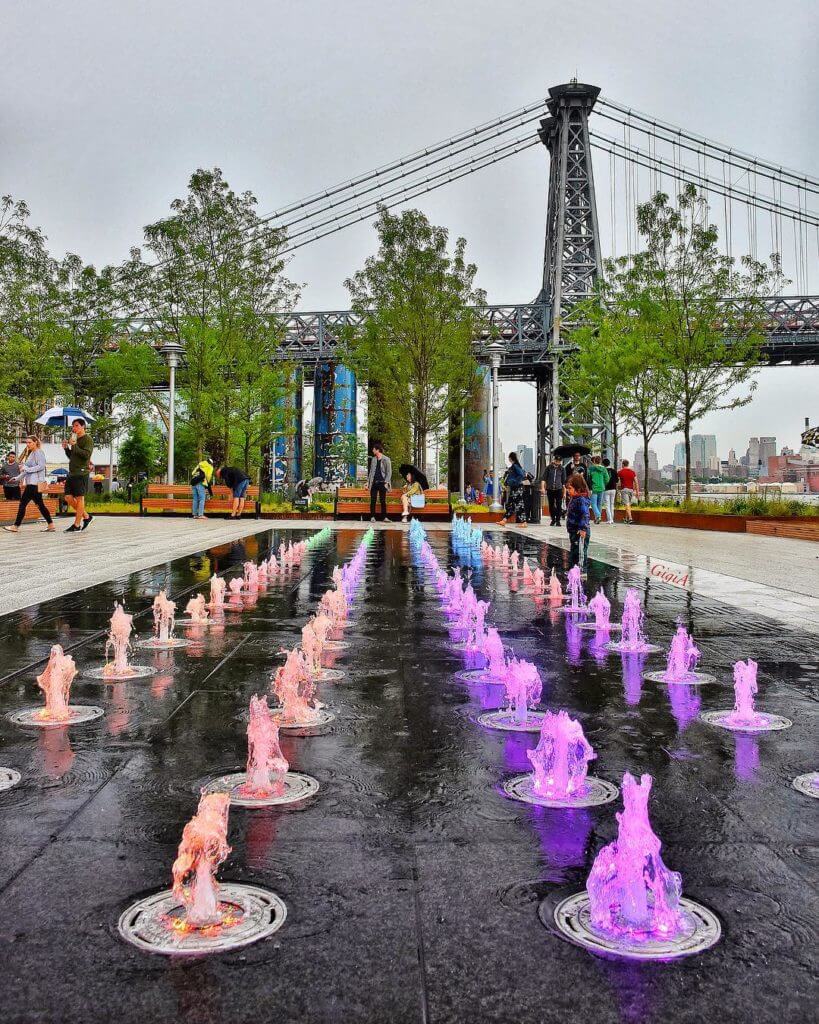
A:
[140, 483, 261, 517]
[746, 519, 819, 542]
[0, 496, 60, 524]
[334, 487, 451, 521]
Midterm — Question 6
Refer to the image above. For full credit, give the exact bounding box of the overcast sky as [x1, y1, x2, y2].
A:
[3, 0, 817, 463]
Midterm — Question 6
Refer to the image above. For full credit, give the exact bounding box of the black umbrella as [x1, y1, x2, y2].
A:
[398, 463, 430, 490]
[552, 442, 592, 460]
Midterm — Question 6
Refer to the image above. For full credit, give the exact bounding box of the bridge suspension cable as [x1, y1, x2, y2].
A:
[590, 131, 819, 226]
[597, 96, 819, 195]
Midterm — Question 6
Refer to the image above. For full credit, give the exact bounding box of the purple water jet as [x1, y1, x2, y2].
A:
[606, 590, 660, 654]
[701, 658, 792, 732]
[503, 709, 618, 807]
[477, 658, 545, 732]
[550, 772, 721, 959]
[644, 624, 713, 685]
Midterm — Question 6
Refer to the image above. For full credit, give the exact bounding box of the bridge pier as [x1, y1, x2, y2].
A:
[273, 370, 303, 486]
[314, 362, 357, 481]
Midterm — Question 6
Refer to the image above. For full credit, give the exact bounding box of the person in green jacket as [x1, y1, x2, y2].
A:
[62, 418, 94, 532]
[587, 455, 608, 526]
[190, 457, 214, 519]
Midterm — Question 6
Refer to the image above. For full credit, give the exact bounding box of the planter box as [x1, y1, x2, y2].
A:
[260, 512, 333, 520]
[463, 511, 505, 523]
[614, 508, 819, 540]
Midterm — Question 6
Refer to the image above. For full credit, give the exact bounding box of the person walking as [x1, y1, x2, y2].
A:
[617, 459, 640, 524]
[499, 451, 527, 528]
[544, 453, 566, 526]
[2, 437, 55, 533]
[367, 443, 391, 522]
[1, 452, 23, 501]
[215, 465, 251, 518]
[602, 457, 618, 525]
[62, 418, 94, 532]
[565, 474, 591, 571]
[587, 455, 608, 526]
[190, 456, 215, 519]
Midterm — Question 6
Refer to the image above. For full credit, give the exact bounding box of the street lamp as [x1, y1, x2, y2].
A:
[486, 339, 505, 512]
[160, 341, 184, 484]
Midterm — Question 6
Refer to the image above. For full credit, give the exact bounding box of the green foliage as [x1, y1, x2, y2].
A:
[327, 433, 367, 482]
[117, 414, 161, 479]
[641, 495, 817, 518]
[114, 168, 299, 471]
[342, 207, 484, 470]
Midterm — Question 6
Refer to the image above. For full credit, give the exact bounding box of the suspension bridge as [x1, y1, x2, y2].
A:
[133, 81, 818, 479]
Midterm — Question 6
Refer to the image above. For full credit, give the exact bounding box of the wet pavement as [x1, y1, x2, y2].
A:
[0, 528, 815, 1023]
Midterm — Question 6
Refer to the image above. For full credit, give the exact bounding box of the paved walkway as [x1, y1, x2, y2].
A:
[506, 520, 819, 634]
[2, 515, 817, 633]
[0, 516, 274, 616]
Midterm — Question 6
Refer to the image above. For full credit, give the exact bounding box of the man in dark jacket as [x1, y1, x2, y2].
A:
[216, 465, 251, 518]
[544, 454, 566, 526]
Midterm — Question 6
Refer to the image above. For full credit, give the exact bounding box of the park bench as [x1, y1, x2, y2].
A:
[334, 487, 451, 521]
[0, 495, 60, 525]
[140, 483, 261, 517]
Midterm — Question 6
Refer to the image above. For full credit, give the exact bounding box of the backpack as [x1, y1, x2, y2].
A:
[190, 467, 205, 487]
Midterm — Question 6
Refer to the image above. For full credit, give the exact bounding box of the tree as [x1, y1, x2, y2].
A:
[343, 207, 484, 471]
[327, 433, 368, 483]
[628, 185, 782, 500]
[0, 195, 64, 440]
[116, 168, 298, 468]
[117, 414, 160, 479]
[566, 277, 676, 502]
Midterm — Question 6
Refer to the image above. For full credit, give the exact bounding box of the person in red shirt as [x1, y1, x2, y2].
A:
[617, 459, 640, 524]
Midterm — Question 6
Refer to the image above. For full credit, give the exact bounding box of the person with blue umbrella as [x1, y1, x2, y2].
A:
[35, 406, 97, 532]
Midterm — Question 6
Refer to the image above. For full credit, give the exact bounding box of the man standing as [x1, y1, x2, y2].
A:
[63, 418, 94, 532]
[564, 451, 588, 486]
[0, 453, 23, 500]
[544, 453, 566, 526]
[215, 465, 251, 518]
[617, 458, 640, 524]
[367, 442, 391, 522]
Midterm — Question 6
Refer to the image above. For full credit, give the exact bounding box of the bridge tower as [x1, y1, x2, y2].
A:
[536, 81, 604, 459]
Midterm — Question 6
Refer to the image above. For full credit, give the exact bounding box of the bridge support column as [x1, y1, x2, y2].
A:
[314, 362, 356, 481]
[273, 370, 303, 486]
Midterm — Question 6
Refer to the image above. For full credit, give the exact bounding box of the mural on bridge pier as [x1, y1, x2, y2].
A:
[314, 361, 357, 482]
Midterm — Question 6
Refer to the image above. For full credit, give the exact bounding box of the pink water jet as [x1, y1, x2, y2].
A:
[662, 625, 701, 684]
[209, 575, 226, 608]
[528, 710, 596, 799]
[503, 658, 543, 726]
[271, 648, 324, 725]
[152, 590, 177, 643]
[228, 578, 244, 605]
[240, 695, 288, 797]
[531, 568, 546, 595]
[548, 568, 563, 602]
[510, 551, 520, 574]
[522, 560, 535, 586]
[171, 792, 231, 928]
[586, 772, 689, 942]
[588, 589, 612, 631]
[36, 644, 77, 721]
[609, 589, 657, 653]
[243, 562, 259, 592]
[185, 594, 210, 624]
[104, 603, 135, 676]
[725, 659, 767, 728]
[565, 566, 587, 612]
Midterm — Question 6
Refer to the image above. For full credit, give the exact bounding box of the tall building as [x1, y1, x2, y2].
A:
[673, 442, 686, 470]
[633, 448, 659, 477]
[690, 434, 718, 472]
[516, 445, 535, 475]
[746, 436, 777, 476]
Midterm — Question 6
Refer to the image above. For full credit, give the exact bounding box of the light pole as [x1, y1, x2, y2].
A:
[487, 340, 504, 512]
[459, 406, 466, 500]
[160, 341, 184, 484]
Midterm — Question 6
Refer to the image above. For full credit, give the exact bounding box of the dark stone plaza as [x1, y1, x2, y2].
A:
[0, 527, 814, 1023]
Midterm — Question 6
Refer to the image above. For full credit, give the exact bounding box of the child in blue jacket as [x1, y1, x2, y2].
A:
[565, 474, 591, 569]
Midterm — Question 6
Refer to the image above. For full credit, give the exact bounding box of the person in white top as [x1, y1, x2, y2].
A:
[2, 436, 55, 533]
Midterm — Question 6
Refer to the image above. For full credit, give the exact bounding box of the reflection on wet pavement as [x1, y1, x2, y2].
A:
[0, 527, 815, 1023]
